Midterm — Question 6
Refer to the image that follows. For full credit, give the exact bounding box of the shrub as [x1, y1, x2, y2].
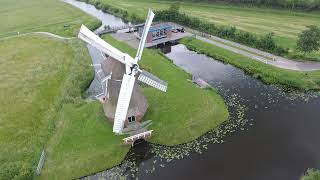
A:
[301, 169, 320, 180]
[297, 25, 320, 53]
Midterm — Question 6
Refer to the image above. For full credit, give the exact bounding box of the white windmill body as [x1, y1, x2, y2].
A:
[78, 9, 167, 135]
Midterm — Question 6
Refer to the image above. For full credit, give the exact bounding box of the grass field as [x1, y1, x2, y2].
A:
[38, 102, 130, 180]
[181, 37, 320, 90]
[90, 0, 320, 59]
[0, 0, 101, 38]
[0, 35, 94, 179]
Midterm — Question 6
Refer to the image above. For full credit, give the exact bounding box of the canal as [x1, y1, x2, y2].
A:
[65, 1, 320, 179]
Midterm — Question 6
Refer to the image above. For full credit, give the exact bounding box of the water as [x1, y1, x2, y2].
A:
[64, 1, 320, 179]
[64, 0, 126, 33]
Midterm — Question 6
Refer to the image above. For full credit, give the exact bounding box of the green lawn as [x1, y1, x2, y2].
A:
[181, 37, 320, 90]
[38, 102, 129, 180]
[0, 0, 101, 38]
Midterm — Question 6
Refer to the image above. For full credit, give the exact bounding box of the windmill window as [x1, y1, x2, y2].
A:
[128, 116, 136, 122]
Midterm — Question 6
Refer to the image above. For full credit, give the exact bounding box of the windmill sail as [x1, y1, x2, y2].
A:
[78, 25, 131, 65]
[113, 74, 136, 134]
[138, 70, 167, 92]
[135, 9, 155, 62]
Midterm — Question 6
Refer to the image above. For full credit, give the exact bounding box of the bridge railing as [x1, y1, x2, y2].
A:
[98, 23, 145, 35]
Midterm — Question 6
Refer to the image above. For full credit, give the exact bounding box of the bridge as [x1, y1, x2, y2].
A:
[97, 23, 145, 35]
[122, 130, 153, 145]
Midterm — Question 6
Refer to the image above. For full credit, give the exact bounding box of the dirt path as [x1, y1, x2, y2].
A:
[0, 32, 74, 41]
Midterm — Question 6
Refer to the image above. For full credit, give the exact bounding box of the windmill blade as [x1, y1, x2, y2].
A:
[78, 25, 133, 65]
[138, 70, 167, 92]
[113, 74, 136, 134]
[135, 9, 155, 62]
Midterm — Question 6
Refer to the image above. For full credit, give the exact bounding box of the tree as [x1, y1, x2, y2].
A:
[257, 33, 276, 51]
[297, 25, 320, 53]
[168, 2, 180, 13]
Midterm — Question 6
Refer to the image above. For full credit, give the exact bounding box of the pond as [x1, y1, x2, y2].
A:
[65, 1, 320, 179]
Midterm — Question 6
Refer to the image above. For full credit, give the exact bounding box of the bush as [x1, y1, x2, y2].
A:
[301, 169, 320, 180]
[297, 25, 320, 53]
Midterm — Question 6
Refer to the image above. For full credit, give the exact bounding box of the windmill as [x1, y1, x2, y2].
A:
[78, 9, 167, 135]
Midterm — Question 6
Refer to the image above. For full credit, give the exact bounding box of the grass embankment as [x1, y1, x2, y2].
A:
[180, 37, 320, 90]
[0, 0, 101, 38]
[103, 35, 229, 145]
[84, 0, 320, 60]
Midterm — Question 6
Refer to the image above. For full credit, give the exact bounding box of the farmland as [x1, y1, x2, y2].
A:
[0, 0, 100, 38]
[0, 35, 96, 179]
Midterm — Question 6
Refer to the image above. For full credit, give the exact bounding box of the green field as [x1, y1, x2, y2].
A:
[181, 37, 320, 90]
[0, 35, 94, 179]
[90, 0, 320, 59]
[0, 0, 100, 38]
